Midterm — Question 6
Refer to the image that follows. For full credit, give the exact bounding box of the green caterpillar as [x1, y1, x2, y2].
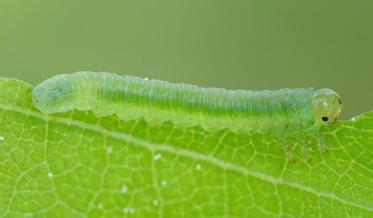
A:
[32, 71, 343, 160]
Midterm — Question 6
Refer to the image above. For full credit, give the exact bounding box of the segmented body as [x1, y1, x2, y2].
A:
[33, 71, 318, 136]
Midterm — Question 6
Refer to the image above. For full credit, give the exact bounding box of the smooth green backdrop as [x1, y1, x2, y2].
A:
[0, 0, 372, 118]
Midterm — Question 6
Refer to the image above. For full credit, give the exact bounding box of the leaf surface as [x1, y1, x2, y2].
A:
[0, 78, 372, 218]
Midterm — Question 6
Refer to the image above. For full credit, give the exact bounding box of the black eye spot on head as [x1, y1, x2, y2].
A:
[322, 116, 329, 122]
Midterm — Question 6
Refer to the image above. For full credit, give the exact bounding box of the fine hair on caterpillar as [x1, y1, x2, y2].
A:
[32, 71, 343, 161]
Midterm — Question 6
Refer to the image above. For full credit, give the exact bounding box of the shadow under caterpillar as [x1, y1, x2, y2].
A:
[32, 71, 343, 161]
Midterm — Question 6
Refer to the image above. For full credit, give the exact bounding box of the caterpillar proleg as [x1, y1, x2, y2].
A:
[32, 71, 343, 160]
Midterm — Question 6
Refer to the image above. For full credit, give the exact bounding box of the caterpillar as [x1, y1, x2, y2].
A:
[32, 71, 343, 160]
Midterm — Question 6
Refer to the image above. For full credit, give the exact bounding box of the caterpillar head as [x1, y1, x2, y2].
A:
[32, 75, 77, 114]
[312, 89, 343, 125]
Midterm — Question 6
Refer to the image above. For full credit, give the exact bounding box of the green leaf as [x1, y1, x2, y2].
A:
[0, 78, 372, 218]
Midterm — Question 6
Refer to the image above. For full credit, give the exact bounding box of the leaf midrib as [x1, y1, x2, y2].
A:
[1, 103, 372, 213]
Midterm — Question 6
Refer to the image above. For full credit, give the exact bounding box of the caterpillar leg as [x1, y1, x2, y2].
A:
[314, 133, 328, 152]
[279, 136, 312, 162]
[286, 148, 295, 163]
[279, 138, 295, 163]
[310, 127, 328, 152]
[298, 138, 311, 162]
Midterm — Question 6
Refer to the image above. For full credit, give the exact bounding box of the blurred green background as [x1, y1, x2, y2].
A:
[0, 0, 372, 118]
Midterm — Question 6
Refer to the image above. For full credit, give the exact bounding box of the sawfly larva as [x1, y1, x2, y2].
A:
[32, 71, 343, 160]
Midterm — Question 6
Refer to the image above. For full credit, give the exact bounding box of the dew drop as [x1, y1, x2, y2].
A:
[161, 180, 167, 187]
[196, 164, 201, 171]
[154, 153, 162, 161]
[123, 207, 135, 214]
[106, 146, 113, 153]
[0, 136, 4, 141]
[153, 199, 159, 206]
[121, 185, 128, 193]
[123, 207, 129, 213]
[47, 172, 54, 178]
